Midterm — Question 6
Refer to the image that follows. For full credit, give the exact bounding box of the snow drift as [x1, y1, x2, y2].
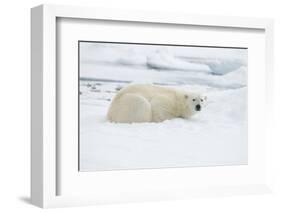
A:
[146, 51, 211, 73]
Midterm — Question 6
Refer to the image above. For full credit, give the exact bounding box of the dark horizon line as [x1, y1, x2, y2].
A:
[78, 40, 248, 50]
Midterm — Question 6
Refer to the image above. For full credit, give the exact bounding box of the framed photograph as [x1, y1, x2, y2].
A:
[31, 4, 274, 208]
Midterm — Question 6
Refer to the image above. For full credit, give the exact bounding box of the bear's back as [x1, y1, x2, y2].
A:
[116, 84, 176, 100]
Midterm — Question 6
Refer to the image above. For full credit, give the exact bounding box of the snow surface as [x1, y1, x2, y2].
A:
[79, 42, 248, 171]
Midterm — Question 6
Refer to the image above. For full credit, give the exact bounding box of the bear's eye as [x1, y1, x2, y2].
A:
[200, 99, 203, 102]
[192, 99, 196, 101]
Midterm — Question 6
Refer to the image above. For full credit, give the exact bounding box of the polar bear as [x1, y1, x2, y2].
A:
[107, 84, 207, 123]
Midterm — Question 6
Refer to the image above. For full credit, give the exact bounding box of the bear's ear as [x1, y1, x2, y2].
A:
[184, 94, 188, 99]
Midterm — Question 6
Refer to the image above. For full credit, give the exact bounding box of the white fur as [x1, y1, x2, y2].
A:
[107, 84, 206, 123]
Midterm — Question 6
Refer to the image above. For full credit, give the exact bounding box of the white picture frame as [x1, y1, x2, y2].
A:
[31, 4, 274, 208]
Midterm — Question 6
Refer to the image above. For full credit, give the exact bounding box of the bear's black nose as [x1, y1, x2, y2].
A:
[195, 104, 201, 111]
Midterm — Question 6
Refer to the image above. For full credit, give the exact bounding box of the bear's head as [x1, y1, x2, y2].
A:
[182, 93, 207, 117]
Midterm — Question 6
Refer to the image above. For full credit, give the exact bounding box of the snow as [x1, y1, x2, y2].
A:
[79, 42, 248, 171]
[146, 50, 211, 72]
